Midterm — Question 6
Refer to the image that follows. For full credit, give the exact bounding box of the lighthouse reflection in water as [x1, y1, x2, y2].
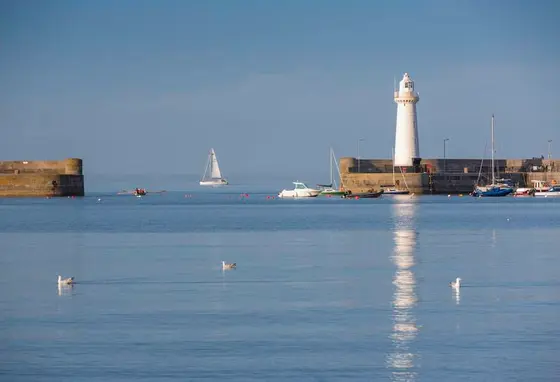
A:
[387, 198, 419, 381]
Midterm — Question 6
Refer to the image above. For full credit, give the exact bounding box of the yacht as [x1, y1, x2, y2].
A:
[472, 115, 513, 197]
[200, 148, 229, 186]
[318, 147, 347, 196]
[278, 182, 321, 198]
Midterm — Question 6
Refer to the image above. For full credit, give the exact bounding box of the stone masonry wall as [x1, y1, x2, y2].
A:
[339, 157, 560, 194]
[0, 158, 84, 197]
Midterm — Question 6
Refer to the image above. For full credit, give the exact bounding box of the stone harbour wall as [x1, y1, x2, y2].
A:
[339, 157, 560, 194]
[0, 158, 85, 197]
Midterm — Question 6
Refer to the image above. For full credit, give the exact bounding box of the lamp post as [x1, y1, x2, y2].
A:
[443, 138, 450, 175]
[548, 139, 553, 173]
[357, 138, 365, 173]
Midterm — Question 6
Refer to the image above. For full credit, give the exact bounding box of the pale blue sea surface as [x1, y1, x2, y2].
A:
[0, 191, 559, 381]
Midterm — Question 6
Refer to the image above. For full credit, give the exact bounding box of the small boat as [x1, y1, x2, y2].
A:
[534, 185, 560, 198]
[472, 115, 513, 197]
[318, 147, 347, 196]
[513, 187, 535, 197]
[222, 261, 236, 270]
[382, 147, 410, 195]
[117, 188, 166, 196]
[472, 186, 513, 197]
[342, 189, 383, 199]
[278, 182, 321, 198]
[317, 184, 346, 196]
[57, 275, 75, 286]
[383, 188, 410, 195]
[531, 180, 551, 192]
[134, 188, 147, 196]
[200, 148, 229, 186]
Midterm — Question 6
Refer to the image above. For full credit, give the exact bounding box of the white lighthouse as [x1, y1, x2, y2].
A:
[393, 73, 420, 167]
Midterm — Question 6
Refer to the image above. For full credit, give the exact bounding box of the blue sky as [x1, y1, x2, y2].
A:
[1, 0, 559, 187]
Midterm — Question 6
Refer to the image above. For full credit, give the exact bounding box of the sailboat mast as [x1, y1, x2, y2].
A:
[329, 147, 333, 186]
[491, 114, 495, 185]
[392, 146, 395, 184]
[201, 151, 211, 181]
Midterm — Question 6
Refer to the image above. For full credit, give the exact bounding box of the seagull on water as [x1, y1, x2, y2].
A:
[449, 277, 461, 289]
[58, 275, 75, 286]
[222, 261, 236, 270]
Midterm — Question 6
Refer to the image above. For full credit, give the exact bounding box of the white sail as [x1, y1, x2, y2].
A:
[200, 148, 228, 186]
[210, 149, 222, 179]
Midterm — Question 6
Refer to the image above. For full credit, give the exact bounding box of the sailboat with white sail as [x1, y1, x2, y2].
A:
[382, 147, 410, 195]
[472, 115, 513, 197]
[318, 147, 346, 196]
[200, 148, 229, 186]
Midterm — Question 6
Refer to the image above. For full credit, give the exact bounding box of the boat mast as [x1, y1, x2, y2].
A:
[476, 142, 487, 187]
[392, 146, 395, 184]
[330, 148, 344, 190]
[201, 151, 211, 181]
[491, 114, 495, 185]
[329, 147, 333, 186]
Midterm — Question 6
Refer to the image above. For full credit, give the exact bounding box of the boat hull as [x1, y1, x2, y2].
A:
[278, 190, 321, 198]
[200, 179, 228, 186]
[319, 190, 347, 196]
[513, 188, 535, 197]
[343, 191, 383, 199]
[383, 189, 410, 195]
[472, 187, 513, 197]
[534, 192, 560, 198]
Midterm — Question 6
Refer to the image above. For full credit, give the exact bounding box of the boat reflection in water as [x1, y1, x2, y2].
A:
[386, 198, 419, 381]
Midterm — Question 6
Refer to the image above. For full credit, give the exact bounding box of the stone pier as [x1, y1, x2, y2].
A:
[0, 158, 85, 197]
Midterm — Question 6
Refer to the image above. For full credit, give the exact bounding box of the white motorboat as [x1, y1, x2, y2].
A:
[513, 187, 535, 197]
[278, 182, 321, 198]
[200, 148, 229, 186]
[534, 185, 560, 198]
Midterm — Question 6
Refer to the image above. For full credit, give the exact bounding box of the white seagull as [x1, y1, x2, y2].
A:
[449, 277, 461, 289]
[222, 261, 236, 270]
[58, 275, 75, 286]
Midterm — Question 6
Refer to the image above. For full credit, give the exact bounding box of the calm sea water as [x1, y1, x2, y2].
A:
[0, 191, 559, 381]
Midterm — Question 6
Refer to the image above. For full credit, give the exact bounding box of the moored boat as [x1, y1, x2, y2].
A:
[472, 186, 513, 197]
[383, 188, 410, 195]
[382, 147, 410, 195]
[531, 180, 552, 192]
[534, 185, 560, 198]
[278, 182, 321, 198]
[513, 187, 535, 197]
[318, 147, 347, 196]
[342, 189, 383, 199]
[317, 184, 347, 196]
[472, 115, 513, 197]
